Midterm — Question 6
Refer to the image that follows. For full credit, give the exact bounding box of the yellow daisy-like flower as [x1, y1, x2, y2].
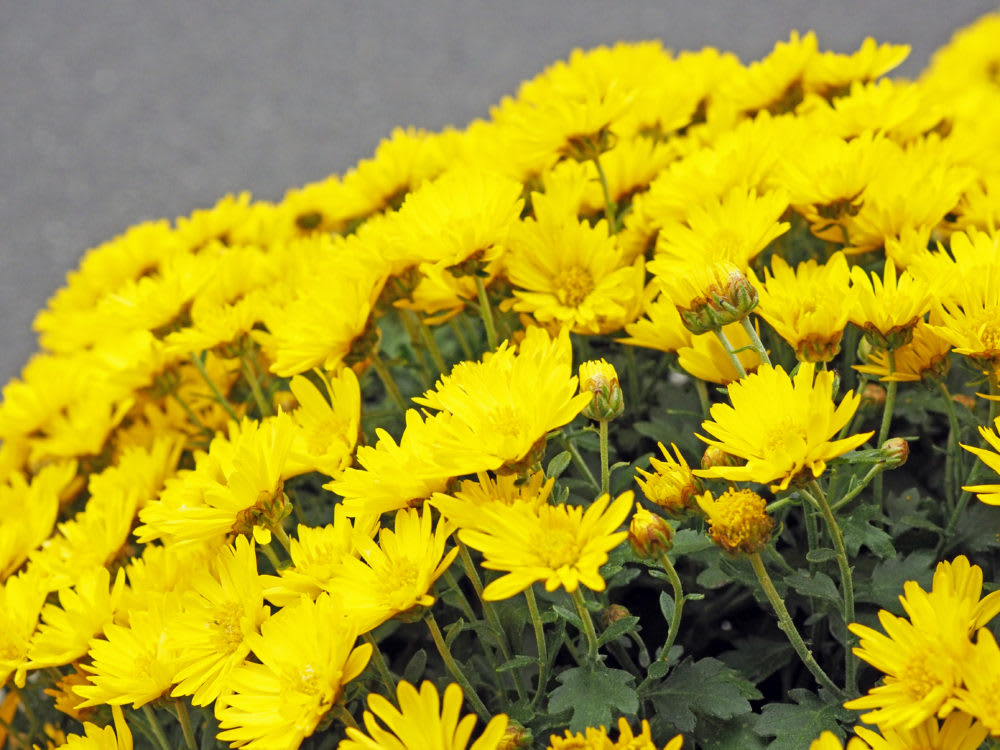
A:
[0, 460, 76, 580]
[456, 491, 633, 601]
[853, 711, 989, 750]
[697, 488, 773, 555]
[925, 262, 1000, 369]
[899, 555, 1000, 639]
[505, 191, 644, 334]
[325, 506, 458, 634]
[618, 292, 693, 354]
[547, 717, 682, 750]
[752, 252, 854, 363]
[635, 442, 700, 517]
[854, 320, 952, 383]
[844, 608, 967, 729]
[850, 259, 933, 350]
[676, 322, 764, 385]
[960, 416, 1000, 506]
[413, 326, 592, 471]
[653, 261, 759, 335]
[803, 37, 910, 96]
[168, 536, 271, 706]
[432, 471, 554, 516]
[695, 363, 873, 491]
[951, 629, 1000, 735]
[55, 704, 133, 750]
[215, 593, 372, 750]
[0, 566, 50, 688]
[338, 680, 509, 750]
[285, 367, 361, 479]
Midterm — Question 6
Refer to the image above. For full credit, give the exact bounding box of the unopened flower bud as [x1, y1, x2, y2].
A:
[861, 383, 886, 409]
[601, 603, 631, 629]
[861, 320, 918, 352]
[628, 507, 674, 558]
[880, 437, 909, 468]
[497, 722, 532, 750]
[635, 442, 700, 517]
[676, 263, 759, 335]
[701, 446, 743, 470]
[579, 359, 625, 421]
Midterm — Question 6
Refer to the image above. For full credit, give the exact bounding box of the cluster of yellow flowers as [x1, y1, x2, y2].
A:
[2, 9, 1000, 750]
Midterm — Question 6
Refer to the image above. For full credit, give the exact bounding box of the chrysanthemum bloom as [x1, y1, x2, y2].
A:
[960, 417, 1000, 505]
[676, 322, 764, 385]
[696, 489, 773, 555]
[579, 359, 624, 421]
[455, 491, 633, 601]
[850, 260, 932, 351]
[413, 326, 593, 472]
[898, 555, 1000, 638]
[618, 293, 693, 354]
[0, 459, 75, 579]
[653, 261, 758, 335]
[547, 716, 682, 750]
[853, 711, 989, 750]
[285, 367, 361, 479]
[634, 442, 700, 517]
[167, 537, 271, 706]
[924, 263, 1000, 370]
[263, 508, 380, 607]
[751, 253, 854, 363]
[505, 192, 644, 334]
[430, 471, 554, 521]
[338, 680, 509, 750]
[695, 363, 873, 491]
[951, 629, 1000, 735]
[854, 320, 951, 383]
[56, 704, 133, 750]
[844, 609, 967, 729]
[324, 506, 458, 634]
[0, 567, 50, 688]
[215, 593, 372, 749]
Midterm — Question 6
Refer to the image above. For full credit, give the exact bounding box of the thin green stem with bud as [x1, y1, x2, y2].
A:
[599, 419, 610, 497]
[713, 328, 748, 379]
[656, 551, 685, 661]
[740, 316, 772, 366]
[874, 348, 897, 506]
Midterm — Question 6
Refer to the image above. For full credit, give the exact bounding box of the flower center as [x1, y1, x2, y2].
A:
[531, 512, 582, 569]
[763, 416, 808, 454]
[555, 266, 595, 308]
[899, 651, 945, 702]
[486, 405, 524, 439]
[213, 607, 245, 653]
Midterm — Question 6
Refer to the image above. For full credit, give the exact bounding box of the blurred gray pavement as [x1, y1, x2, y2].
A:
[1, 1, 995, 385]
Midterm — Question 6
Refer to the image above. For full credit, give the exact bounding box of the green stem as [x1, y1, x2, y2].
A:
[261, 541, 283, 571]
[333, 704, 360, 732]
[142, 704, 173, 750]
[599, 419, 610, 497]
[656, 551, 685, 661]
[442, 568, 478, 622]
[713, 329, 748, 379]
[990, 365, 1000, 426]
[362, 631, 397, 697]
[874, 349, 898, 507]
[829, 463, 886, 512]
[414, 314, 448, 374]
[560, 433, 600, 492]
[449, 317, 474, 360]
[425, 611, 490, 721]
[571, 588, 600, 662]
[748, 553, 845, 699]
[241, 355, 273, 417]
[174, 699, 197, 750]
[474, 276, 499, 351]
[525, 586, 550, 709]
[369, 349, 408, 411]
[939, 461, 980, 551]
[591, 154, 617, 227]
[270, 522, 293, 555]
[695, 378, 711, 419]
[740, 317, 772, 366]
[805, 480, 857, 695]
[938, 381, 963, 510]
[164, 383, 213, 439]
[190, 352, 240, 422]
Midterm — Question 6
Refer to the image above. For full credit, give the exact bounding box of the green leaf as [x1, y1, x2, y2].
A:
[697, 714, 766, 750]
[597, 615, 640, 647]
[547, 450, 572, 479]
[785, 570, 841, 604]
[553, 604, 582, 628]
[496, 655, 538, 673]
[548, 664, 638, 732]
[645, 657, 759, 733]
[805, 547, 837, 563]
[754, 689, 854, 750]
[444, 618, 466, 648]
[718, 636, 793, 684]
[659, 591, 675, 623]
[855, 550, 935, 614]
[949, 502, 1000, 554]
[841, 504, 895, 558]
[669, 528, 715, 556]
[401, 648, 427, 685]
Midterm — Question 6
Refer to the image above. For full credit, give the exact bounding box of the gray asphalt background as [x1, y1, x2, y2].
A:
[1, 2, 996, 386]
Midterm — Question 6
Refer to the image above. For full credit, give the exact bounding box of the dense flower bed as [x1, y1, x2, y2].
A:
[1, 11, 1000, 750]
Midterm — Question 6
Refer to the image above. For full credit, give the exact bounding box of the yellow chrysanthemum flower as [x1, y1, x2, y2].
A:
[0, 566, 50, 688]
[618, 292, 693, 354]
[413, 326, 592, 471]
[168, 536, 271, 706]
[850, 259, 933, 350]
[960, 416, 1000, 506]
[325, 506, 458, 634]
[0, 460, 76, 580]
[54, 704, 133, 750]
[899, 555, 1000, 639]
[505, 191, 644, 334]
[676, 322, 764, 385]
[924, 261, 1000, 369]
[719, 31, 818, 114]
[215, 593, 372, 750]
[695, 363, 873, 490]
[430, 471, 554, 526]
[854, 711, 989, 750]
[285, 367, 361, 479]
[635, 442, 700, 517]
[456, 491, 633, 601]
[547, 716, 682, 750]
[697, 488, 774, 555]
[855, 320, 951, 383]
[339, 680, 509, 750]
[951, 629, 1000, 735]
[752, 252, 854, 363]
[845, 608, 968, 729]
[803, 37, 910, 96]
